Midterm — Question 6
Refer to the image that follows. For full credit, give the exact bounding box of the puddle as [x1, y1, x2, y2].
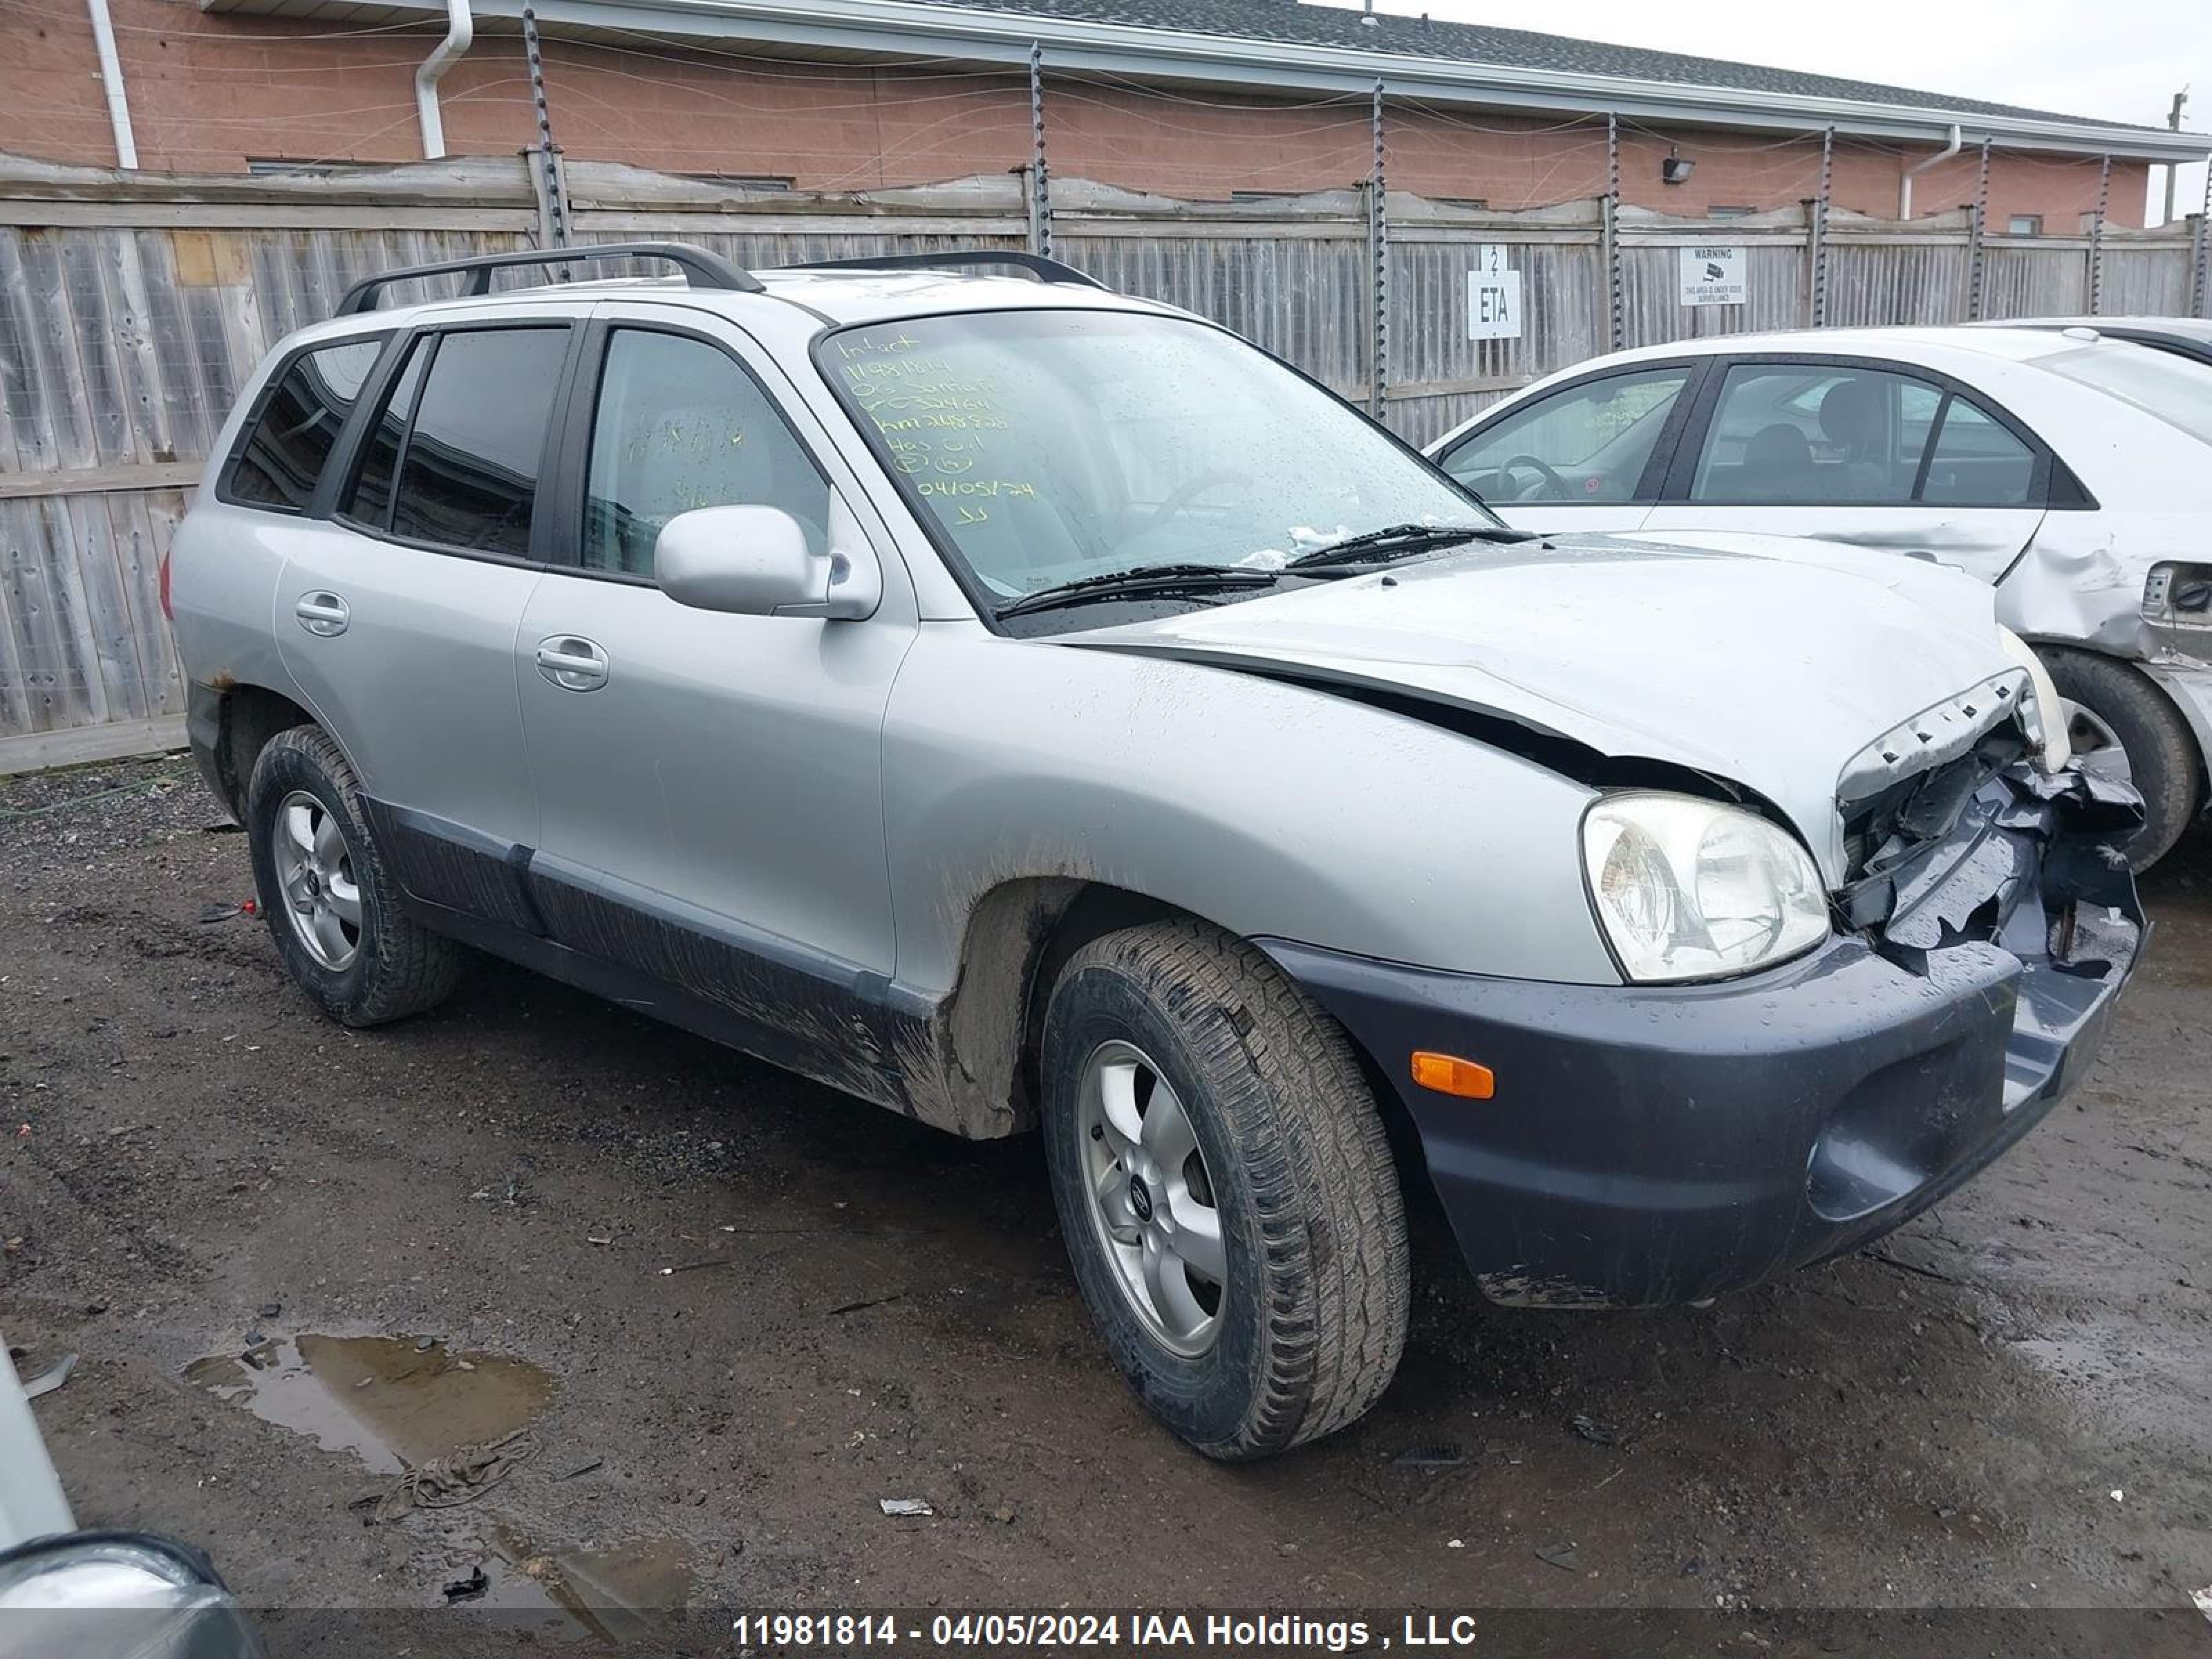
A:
[185, 1333, 556, 1474]
[472, 1531, 695, 1644]
[187, 1332, 687, 1641]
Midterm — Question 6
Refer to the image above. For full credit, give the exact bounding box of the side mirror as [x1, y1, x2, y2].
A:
[654, 505, 879, 620]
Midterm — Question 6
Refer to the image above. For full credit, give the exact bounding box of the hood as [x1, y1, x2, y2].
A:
[1068, 530, 2032, 883]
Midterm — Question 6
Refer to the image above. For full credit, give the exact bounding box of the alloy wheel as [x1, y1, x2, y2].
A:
[2067, 703, 2135, 787]
[1076, 1039, 1228, 1357]
[273, 789, 362, 972]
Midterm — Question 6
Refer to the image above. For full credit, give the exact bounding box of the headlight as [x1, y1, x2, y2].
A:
[1582, 792, 1830, 983]
[0, 1533, 263, 1658]
[1995, 626, 2070, 774]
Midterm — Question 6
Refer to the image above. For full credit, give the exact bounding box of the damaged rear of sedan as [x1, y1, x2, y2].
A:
[169, 252, 2144, 1463]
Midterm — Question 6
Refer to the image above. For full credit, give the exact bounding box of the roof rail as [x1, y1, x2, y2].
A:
[334, 241, 762, 317]
[782, 250, 1106, 290]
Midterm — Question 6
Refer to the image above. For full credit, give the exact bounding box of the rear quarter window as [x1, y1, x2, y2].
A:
[223, 338, 384, 513]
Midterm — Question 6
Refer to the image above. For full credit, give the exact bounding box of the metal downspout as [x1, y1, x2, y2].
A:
[1899, 123, 1963, 219]
[415, 0, 476, 160]
[84, 0, 137, 170]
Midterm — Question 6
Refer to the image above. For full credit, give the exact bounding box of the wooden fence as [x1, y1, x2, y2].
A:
[1, 149, 2205, 765]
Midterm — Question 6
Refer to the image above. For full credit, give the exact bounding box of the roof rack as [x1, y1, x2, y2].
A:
[782, 251, 1105, 289]
[334, 241, 763, 317]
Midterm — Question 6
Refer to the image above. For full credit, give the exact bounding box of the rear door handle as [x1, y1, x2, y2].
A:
[534, 635, 609, 692]
[294, 591, 349, 637]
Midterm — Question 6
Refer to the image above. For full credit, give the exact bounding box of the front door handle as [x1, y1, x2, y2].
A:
[535, 635, 609, 692]
[294, 591, 349, 637]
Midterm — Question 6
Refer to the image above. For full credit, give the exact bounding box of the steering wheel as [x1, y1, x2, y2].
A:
[1133, 468, 1253, 534]
[1499, 453, 1572, 502]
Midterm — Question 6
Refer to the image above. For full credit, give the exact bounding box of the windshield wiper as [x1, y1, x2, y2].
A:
[995, 563, 1280, 619]
[1284, 522, 1535, 571]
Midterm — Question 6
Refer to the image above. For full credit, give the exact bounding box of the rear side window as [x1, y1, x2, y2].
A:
[342, 327, 568, 556]
[226, 339, 382, 513]
[1689, 364, 1949, 505]
[1920, 397, 2036, 505]
[344, 335, 431, 529]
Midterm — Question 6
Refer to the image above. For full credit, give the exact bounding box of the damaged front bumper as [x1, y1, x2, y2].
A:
[1263, 764, 2146, 1309]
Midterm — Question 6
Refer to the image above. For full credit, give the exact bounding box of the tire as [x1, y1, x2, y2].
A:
[1040, 919, 1409, 1460]
[244, 724, 465, 1027]
[2041, 648, 2203, 872]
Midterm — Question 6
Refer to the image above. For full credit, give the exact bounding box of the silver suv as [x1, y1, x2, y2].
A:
[169, 243, 2143, 1460]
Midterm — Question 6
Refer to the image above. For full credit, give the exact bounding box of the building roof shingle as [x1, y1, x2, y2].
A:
[907, 0, 2171, 134]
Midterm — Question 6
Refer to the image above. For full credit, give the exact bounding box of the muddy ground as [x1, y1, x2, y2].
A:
[1, 755, 2208, 1654]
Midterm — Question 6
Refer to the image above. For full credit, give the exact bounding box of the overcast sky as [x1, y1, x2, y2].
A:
[1321, 0, 2210, 221]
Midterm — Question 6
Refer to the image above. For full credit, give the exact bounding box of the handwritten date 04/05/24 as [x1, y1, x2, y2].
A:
[729, 1612, 1483, 1649]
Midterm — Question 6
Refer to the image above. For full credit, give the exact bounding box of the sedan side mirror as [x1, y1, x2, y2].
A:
[654, 505, 879, 620]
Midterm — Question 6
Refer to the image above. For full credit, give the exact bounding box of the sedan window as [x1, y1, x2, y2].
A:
[1690, 364, 1949, 505]
[1920, 397, 2036, 505]
[1689, 362, 2043, 508]
[1438, 367, 1690, 504]
[2039, 344, 2212, 447]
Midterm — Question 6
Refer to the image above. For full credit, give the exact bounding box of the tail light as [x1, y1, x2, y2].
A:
[159, 547, 174, 620]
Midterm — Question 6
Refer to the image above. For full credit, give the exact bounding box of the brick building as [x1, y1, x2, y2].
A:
[3, 0, 2207, 225]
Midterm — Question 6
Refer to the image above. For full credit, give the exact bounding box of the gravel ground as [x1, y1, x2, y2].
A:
[2, 754, 2209, 1655]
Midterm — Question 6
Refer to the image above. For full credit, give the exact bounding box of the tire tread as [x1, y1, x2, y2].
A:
[1059, 919, 1410, 1458]
[248, 725, 465, 1027]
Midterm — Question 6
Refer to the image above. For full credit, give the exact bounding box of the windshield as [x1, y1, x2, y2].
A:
[2039, 343, 2212, 447]
[819, 309, 1496, 608]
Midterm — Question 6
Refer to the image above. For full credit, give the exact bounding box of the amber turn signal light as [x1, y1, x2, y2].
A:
[1409, 1051, 1494, 1099]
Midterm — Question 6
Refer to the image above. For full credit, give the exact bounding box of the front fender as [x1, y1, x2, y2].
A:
[879, 624, 1618, 1006]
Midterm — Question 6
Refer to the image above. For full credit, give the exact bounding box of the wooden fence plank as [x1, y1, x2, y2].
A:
[1, 496, 100, 731]
[100, 228, 176, 465]
[0, 462, 203, 499]
[0, 500, 33, 735]
[0, 713, 186, 776]
[60, 233, 133, 465]
[0, 236, 26, 474]
[134, 228, 214, 456]
[59, 492, 147, 722]
[107, 489, 183, 717]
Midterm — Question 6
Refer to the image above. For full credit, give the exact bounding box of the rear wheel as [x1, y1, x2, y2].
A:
[2042, 648, 2202, 872]
[1040, 919, 1409, 1459]
[245, 725, 465, 1027]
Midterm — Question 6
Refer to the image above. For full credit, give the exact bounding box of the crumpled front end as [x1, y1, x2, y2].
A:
[1264, 740, 2146, 1310]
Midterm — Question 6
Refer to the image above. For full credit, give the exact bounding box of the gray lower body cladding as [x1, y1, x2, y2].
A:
[1263, 766, 2145, 1309]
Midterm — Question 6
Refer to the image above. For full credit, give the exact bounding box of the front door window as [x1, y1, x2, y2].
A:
[1437, 368, 1691, 505]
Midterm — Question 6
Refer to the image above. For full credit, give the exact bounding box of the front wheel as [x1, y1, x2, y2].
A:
[2042, 648, 2203, 872]
[1040, 920, 1409, 1460]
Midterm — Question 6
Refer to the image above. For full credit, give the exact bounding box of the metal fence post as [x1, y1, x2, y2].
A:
[1369, 79, 1388, 418]
[1966, 137, 1991, 319]
[2088, 153, 2110, 314]
[1603, 112, 1624, 350]
[2194, 165, 2211, 318]
[1028, 43, 1052, 259]
[1808, 124, 1833, 328]
[521, 5, 568, 249]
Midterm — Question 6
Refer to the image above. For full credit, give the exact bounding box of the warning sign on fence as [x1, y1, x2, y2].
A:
[1677, 245, 1747, 307]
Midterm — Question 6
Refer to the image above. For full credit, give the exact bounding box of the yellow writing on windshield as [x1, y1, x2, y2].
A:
[837, 328, 1039, 516]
